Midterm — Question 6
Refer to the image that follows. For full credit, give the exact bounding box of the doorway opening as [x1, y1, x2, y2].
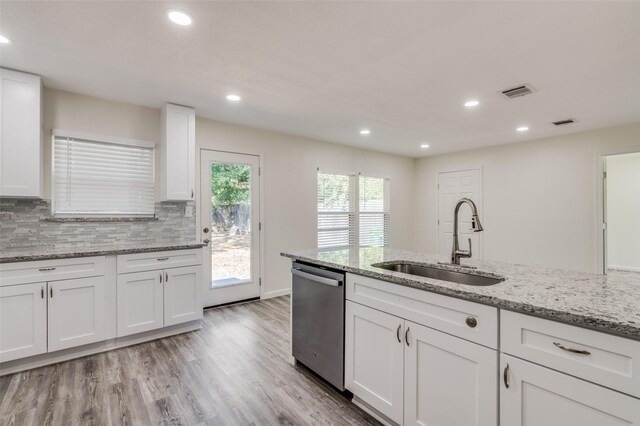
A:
[602, 152, 640, 274]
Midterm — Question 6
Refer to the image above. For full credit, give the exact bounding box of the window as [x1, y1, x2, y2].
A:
[53, 131, 155, 216]
[317, 170, 389, 248]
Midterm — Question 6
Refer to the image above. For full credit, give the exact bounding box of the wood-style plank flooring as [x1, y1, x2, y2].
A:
[0, 296, 379, 426]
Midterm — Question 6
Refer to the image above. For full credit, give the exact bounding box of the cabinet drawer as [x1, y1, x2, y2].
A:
[117, 249, 202, 274]
[501, 310, 640, 398]
[0, 256, 106, 286]
[346, 273, 498, 348]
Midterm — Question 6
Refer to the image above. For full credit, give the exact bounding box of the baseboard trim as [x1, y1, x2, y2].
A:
[351, 396, 398, 426]
[609, 265, 640, 272]
[262, 288, 291, 299]
[0, 320, 201, 376]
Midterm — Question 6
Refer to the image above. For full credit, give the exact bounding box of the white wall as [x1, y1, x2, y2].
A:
[42, 88, 416, 298]
[414, 123, 640, 273]
[606, 152, 640, 272]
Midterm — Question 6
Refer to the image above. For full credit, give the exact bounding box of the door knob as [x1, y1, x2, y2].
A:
[203, 227, 210, 233]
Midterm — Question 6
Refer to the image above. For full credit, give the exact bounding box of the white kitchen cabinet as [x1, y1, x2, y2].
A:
[501, 354, 640, 426]
[404, 320, 497, 426]
[164, 266, 202, 326]
[346, 301, 405, 424]
[117, 270, 164, 337]
[48, 276, 106, 352]
[0, 282, 47, 362]
[161, 103, 195, 201]
[0, 68, 42, 198]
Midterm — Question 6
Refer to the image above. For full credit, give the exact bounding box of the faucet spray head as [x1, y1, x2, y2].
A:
[472, 215, 484, 232]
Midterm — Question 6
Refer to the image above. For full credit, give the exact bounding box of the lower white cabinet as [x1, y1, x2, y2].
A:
[0, 282, 47, 362]
[345, 300, 497, 426]
[405, 321, 497, 426]
[164, 266, 202, 326]
[117, 270, 164, 337]
[48, 276, 106, 352]
[346, 300, 405, 424]
[117, 265, 202, 337]
[501, 354, 640, 426]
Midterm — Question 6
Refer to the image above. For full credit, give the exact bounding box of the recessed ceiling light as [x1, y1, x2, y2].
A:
[464, 100, 479, 108]
[226, 94, 242, 102]
[420, 144, 430, 149]
[168, 10, 192, 26]
[0, 34, 12, 44]
[516, 126, 529, 132]
[360, 129, 371, 135]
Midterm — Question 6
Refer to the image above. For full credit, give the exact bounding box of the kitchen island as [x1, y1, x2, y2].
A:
[282, 246, 640, 426]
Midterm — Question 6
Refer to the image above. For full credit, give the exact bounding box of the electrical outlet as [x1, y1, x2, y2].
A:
[185, 205, 193, 217]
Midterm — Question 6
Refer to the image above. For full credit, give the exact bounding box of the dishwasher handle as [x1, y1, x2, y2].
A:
[292, 268, 343, 287]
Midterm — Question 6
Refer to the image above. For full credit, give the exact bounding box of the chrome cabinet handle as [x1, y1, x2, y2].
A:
[157, 257, 169, 261]
[405, 327, 411, 347]
[160, 273, 163, 284]
[165, 272, 169, 283]
[50, 287, 53, 298]
[465, 316, 477, 328]
[41, 287, 44, 299]
[503, 363, 510, 389]
[396, 324, 402, 343]
[38, 267, 56, 272]
[553, 341, 591, 355]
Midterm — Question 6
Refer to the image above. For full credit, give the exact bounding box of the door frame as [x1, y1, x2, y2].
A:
[197, 148, 264, 305]
[595, 147, 640, 274]
[435, 167, 484, 258]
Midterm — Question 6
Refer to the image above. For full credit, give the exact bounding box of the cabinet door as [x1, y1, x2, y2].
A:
[164, 266, 202, 326]
[345, 301, 404, 424]
[161, 103, 195, 201]
[117, 270, 164, 337]
[501, 354, 640, 426]
[0, 68, 42, 198]
[0, 282, 47, 362]
[48, 276, 106, 352]
[404, 321, 497, 426]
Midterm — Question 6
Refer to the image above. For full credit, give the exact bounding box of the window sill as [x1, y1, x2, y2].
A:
[44, 216, 159, 223]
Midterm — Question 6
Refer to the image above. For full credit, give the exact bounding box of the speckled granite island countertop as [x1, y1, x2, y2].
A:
[281, 247, 640, 341]
[1, 241, 206, 264]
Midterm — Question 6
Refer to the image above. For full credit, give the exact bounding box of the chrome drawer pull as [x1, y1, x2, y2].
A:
[405, 327, 411, 347]
[396, 324, 402, 343]
[553, 341, 591, 355]
[38, 267, 56, 272]
[503, 363, 510, 388]
[157, 257, 169, 261]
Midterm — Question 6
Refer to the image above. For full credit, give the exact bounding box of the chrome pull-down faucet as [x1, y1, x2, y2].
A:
[451, 198, 484, 266]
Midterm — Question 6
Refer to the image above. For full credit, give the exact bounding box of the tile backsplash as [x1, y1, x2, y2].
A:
[0, 199, 196, 250]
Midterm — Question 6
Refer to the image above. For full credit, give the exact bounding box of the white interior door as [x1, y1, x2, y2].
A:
[200, 150, 260, 307]
[437, 169, 482, 259]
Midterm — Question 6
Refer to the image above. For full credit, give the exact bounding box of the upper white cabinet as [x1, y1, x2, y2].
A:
[161, 103, 195, 201]
[0, 68, 42, 198]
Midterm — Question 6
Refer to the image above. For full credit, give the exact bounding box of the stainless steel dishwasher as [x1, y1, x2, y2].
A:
[291, 261, 346, 391]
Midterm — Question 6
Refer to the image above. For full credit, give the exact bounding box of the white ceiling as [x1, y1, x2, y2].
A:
[1, 1, 639, 158]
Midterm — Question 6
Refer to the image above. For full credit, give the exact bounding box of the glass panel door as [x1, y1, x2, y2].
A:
[200, 150, 260, 307]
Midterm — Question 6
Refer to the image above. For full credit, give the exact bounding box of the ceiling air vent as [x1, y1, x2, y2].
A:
[552, 118, 577, 126]
[501, 84, 535, 99]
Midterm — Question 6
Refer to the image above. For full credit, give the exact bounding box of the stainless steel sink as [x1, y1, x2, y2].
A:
[373, 262, 505, 286]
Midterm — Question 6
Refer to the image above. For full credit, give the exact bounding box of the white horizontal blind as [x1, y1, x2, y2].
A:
[359, 175, 389, 247]
[53, 136, 155, 216]
[317, 171, 356, 248]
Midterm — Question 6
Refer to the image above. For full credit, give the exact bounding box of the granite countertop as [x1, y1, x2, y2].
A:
[281, 247, 640, 341]
[1, 241, 206, 263]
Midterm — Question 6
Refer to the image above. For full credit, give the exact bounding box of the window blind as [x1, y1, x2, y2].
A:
[53, 135, 155, 216]
[317, 171, 356, 248]
[359, 175, 390, 247]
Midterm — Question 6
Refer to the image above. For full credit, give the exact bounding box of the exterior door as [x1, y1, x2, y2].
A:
[200, 150, 260, 307]
[501, 354, 640, 426]
[0, 282, 47, 362]
[345, 301, 404, 425]
[48, 276, 106, 352]
[404, 321, 497, 426]
[116, 270, 164, 337]
[437, 169, 482, 259]
[164, 266, 202, 326]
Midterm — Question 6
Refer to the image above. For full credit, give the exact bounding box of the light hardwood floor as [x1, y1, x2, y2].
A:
[0, 296, 380, 426]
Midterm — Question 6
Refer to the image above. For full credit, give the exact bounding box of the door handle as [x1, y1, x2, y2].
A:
[203, 227, 210, 233]
[38, 267, 56, 272]
[503, 363, 510, 389]
[165, 272, 169, 283]
[160, 273, 163, 284]
[553, 341, 591, 355]
[41, 287, 44, 299]
[396, 324, 402, 343]
[50, 287, 53, 298]
[405, 327, 411, 347]
[291, 268, 342, 287]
